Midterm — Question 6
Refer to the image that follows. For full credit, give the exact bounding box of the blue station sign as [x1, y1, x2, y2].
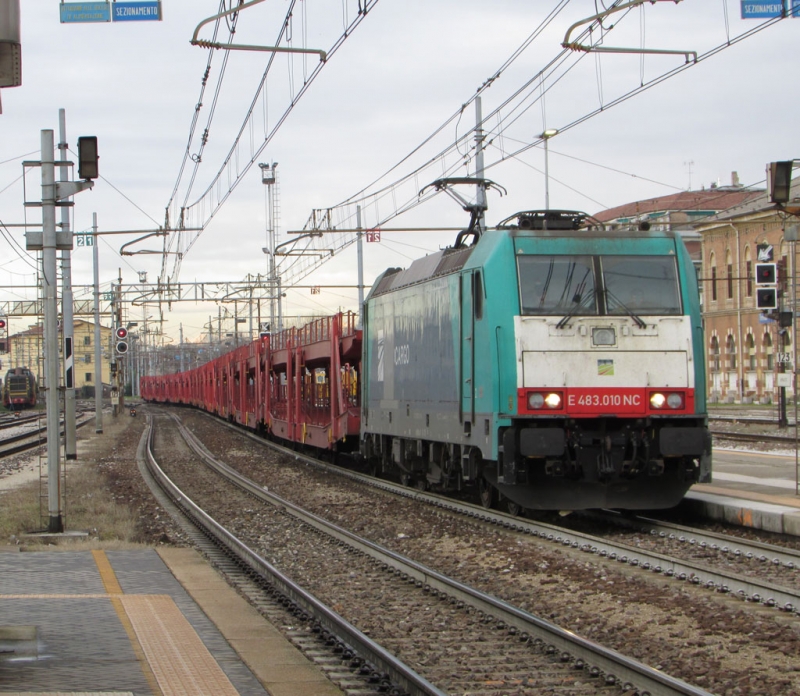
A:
[60, 3, 111, 23]
[60, 2, 162, 23]
[113, 2, 162, 22]
[741, 0, 800, 17]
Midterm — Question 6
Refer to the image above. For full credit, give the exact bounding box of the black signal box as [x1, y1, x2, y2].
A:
[755, 263, 777, 284]
[756, 287, 778, 309]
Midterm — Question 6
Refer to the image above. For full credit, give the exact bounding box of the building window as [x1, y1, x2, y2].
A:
[85, 373, 92, 383]
[726, 335, 737, 370]
[83, 335, 91, 346]
[727, 262, 733, 300]
[711, 266, 717, 302]
[764, 332, 774, 370]
[709, 336, 720, 372]
[746, 334, 756, 370]
[746, 259, 753, 298]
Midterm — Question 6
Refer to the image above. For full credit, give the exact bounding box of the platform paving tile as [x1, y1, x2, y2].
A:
[0, 553, 106, 595]
[107, 550, 270, 696]
[0, 596, 151, 695]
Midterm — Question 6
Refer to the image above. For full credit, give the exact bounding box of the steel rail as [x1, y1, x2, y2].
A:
[207, 413, 800, 617]
[173, 412, 714, 696]
[591, 510, 800, 573]
[145, 415, 445, 696]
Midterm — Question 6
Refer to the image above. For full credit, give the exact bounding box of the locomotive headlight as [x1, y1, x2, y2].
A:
[527, 391, 563, 410]
[592, 327, 616, 346]
[527, 393, 545, 409]
[666, 392, 684, 409]
[544, 392, 562, 408]
[649, 392, 685, 410]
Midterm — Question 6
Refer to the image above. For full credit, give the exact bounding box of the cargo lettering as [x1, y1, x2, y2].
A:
[394, 344, 410, 365]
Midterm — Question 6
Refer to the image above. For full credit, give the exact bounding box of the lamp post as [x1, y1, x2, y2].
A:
[259, 162, 279, 333]
[540, 129, 559, 210]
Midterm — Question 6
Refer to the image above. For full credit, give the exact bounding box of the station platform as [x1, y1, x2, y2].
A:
[680, 446, 800, 537]
[0, 547, 343, 696]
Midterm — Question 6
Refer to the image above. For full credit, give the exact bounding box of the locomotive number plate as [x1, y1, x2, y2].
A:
[566, 388, 645, 414]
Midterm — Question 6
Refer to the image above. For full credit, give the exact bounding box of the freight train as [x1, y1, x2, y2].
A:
[2, 367, 38, 410]
[141, 209, 712, 512]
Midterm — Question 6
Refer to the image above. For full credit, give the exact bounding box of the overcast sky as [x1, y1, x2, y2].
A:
[1, 1, 797, 346]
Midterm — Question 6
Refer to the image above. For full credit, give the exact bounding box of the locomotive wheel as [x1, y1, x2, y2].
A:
[478, 476, 496, 509]
[506, 500, 524, 517]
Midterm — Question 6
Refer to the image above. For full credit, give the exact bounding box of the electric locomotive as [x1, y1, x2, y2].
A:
[361, 209, 711, 511]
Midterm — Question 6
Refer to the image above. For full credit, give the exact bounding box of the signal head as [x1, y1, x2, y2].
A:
[115, 326, 128, 340]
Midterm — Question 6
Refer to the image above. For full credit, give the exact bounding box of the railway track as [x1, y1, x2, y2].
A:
[145, 407, 716, 696]
[710, 429, 798, 445]
[0, 410, 97, 458]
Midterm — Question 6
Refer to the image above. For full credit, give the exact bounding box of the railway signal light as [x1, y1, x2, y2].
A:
[755, 263, 778, 309]
[0, 317, 6, 331]
[756, 288, 777, 310]
[768, 161, 793, 204]
[115, 326, 129, 354]
[755, 263, 777, 284]
[78, 136, 99, 180]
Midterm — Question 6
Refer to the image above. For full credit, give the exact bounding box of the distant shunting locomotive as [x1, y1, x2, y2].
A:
[3, 367, 38, 410]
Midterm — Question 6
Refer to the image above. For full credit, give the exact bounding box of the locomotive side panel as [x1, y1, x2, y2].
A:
[363, 275, 467, 470]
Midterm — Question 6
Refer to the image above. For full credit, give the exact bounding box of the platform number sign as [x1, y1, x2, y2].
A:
[76, 234, 94, 247]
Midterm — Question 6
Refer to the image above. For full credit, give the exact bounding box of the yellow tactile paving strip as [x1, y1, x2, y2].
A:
[122, 594, 240, 696]
[0, 551, 240, 696]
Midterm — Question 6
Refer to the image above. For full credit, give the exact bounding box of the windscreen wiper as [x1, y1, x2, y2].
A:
[604, 290, 647, 329]
[555, 289, 596, 329]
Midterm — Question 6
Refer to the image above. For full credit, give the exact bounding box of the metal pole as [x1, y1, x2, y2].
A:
[41, 129, 63, 533]
[474, 97, 486, 232]
[92, 213, 103, 433]
[544, 138, 551, 211]
[58, 110, 78, 460]
[357, 205, 364, 328]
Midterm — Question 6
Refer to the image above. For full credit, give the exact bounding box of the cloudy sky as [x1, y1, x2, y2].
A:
[0, 1, 797, 346]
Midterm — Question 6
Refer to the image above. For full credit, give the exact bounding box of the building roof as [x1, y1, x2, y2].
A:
[593, 188, 764, 224]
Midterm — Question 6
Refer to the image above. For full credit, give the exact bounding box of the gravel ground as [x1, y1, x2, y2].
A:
[162, 407, 800, 696]
[0, 408, 188, 546]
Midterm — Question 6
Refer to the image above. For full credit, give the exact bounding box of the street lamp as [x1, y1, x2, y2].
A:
[540, 129, 559, 210]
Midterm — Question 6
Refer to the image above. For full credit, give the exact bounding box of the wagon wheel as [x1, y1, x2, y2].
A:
[415, 477, 428, 492]
[478, 475, 496, 509]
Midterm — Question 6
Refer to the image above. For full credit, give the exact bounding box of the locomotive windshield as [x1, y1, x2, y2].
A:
[518, 254, 682, 316]
[602, 255, 682, 315]
[518, 255, 599, 315]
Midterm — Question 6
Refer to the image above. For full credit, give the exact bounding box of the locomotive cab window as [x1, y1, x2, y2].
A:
[518, 255, 598, 316]
[602, 255, 681, 315]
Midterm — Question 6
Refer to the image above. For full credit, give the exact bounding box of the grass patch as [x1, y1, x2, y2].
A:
[1, 461, 143, 549]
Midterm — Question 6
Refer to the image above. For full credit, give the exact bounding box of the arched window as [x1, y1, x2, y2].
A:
[726, 250, 734, 300]
[726, 334, 737, 370]
[709, 252, 717, 302]
[764, 332, 774, 370]
[746, 334, 756, 370]
[744, 246, 753, 298]
[709, 336, 720, 372]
